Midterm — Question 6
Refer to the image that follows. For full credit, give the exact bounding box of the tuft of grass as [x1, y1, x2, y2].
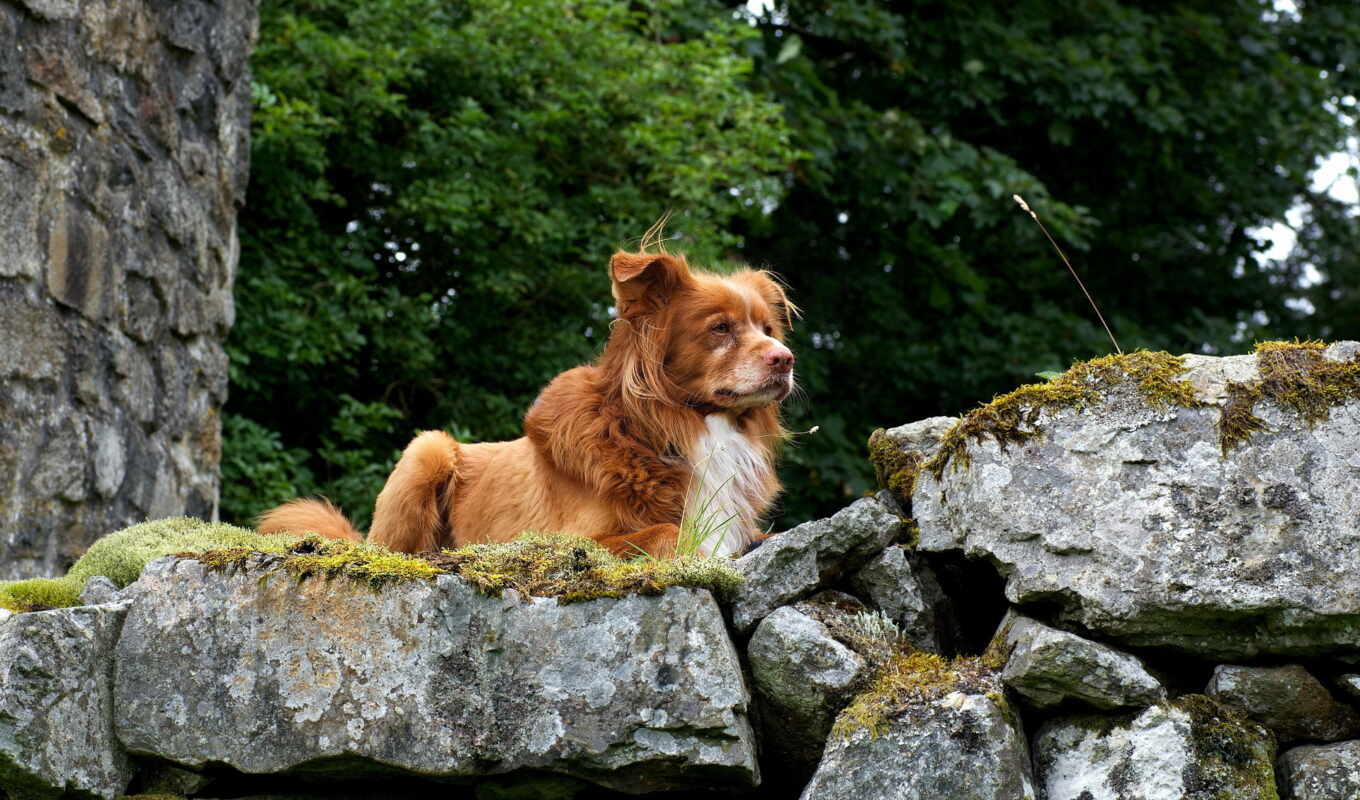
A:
[428, 532, 742, 603]
[1220, 340, 1360, 454]
[925, 350, 1200, 478]
[0, 518, 297, 612]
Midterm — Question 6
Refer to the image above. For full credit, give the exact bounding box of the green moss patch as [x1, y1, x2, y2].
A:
[1220, 340, 1360, 454]
[0, 518, 297, 612]
[1176, 694, 1278, 799]
[867, 428, 923, 509]
[181, 531, 742, 603]
[425, 533, 743, 602]
[924, 350, 1199, 478]
[830, 649, 999, 740]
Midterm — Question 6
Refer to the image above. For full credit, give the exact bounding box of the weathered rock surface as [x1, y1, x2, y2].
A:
[1206, 664, 1360, 745]
[915, 344, 1360, 658]
[802, 681, 1034, 800]
[730, 494, 904, 634]
[848, 545, 951, 653]
[748, 604, 868, 769]
[0, 0, 257, 579]
[992, 611, 1165, 710]
[1277, 741, 1360, 800]
[0, 602, 133, 800]
[1034, 696, 1277, 800]
[114, 555, 758, 793]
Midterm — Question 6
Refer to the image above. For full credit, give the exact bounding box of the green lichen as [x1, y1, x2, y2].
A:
[867, 427, 922, 508]
[186, 536, 443, 590]
[0, 518, 296, 612]
[924, 350, 1200, 478]
[1176, 694, 1279, 800]
[427, 533, 743, 602]
[1219, 340, 1360, 454]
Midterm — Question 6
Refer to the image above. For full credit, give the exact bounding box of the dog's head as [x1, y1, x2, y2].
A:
[607, 250, 797, 411]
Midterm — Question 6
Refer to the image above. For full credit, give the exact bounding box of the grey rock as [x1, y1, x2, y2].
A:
[1206, 664, 1360, 745]
[1277, 741, 1360, 800]
[114, 555, 758, 793]
[879, 416, 960, 457]
[802, 677, 1034, 800]
[77, 575, 121, 606]
[0, 603, 134, 800]
[1034, 697, 1277, 800]
[1336, 674, 1360, 702]
[848, 544, 951, 653]
[748, 605, 868, 769]
[993, 610, 1165, 710]
[915, 345, 1360, 658]
[0, 0, 255, 578]
[730, 494, 904, 634]
[0, 608, 12, 626]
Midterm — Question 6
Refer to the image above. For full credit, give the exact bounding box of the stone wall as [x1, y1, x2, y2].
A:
[0, 0, 257, 579]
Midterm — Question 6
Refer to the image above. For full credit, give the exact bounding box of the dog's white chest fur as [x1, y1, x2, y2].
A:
[685, 415, 768, 558]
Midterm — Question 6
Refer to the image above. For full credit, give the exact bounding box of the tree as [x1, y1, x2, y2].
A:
[224, 0, 796, 526]
[732, 0, 1360, 522]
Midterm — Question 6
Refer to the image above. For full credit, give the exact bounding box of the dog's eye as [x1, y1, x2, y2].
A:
[763, 324, 774, 336]
[711, 321, 730, 334]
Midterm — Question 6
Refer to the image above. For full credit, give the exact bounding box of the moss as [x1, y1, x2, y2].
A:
[184, 531, 742, 603]
[1219, 340, 1360, 454]
[867, 427, 923, 508]
[1175, 694, 1279, 800]
[426, 533, 742, 602]
[924, 350, 1200, 478]
[830, 649, 999, 740]
[0, 518, 299, 613]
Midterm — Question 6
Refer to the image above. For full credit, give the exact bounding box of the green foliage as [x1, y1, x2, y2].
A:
[0, 519, 297, 611]
[226, 0, 1360, 530]
[225, 0, 797, 526]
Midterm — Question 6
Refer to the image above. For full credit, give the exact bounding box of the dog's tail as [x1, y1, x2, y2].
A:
[257, 498, 364, 542]
[368, 430, 462, 554]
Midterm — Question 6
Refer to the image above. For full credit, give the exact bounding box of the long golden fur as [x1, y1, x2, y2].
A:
[258, 245, 797, 558]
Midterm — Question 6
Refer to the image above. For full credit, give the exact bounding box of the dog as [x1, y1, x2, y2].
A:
[257, 245, 796, 558]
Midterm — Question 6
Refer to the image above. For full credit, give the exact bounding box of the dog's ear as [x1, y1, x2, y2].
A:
[756, 270, 800, 333]
[609, 252, 688, 316]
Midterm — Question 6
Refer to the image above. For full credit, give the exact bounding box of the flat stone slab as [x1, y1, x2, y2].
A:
[1, 603, 133, 800]
[114, 555, 758, 793]
[993, 611, 1165, 710]
[916, 344, 1360, 658]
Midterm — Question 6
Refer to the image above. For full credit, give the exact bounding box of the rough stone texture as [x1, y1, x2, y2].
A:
[915, 345, 1360, 658]
[730, 493, 904, 634]
[0, 0, 257, 579]
[114, 556, 759, 793]
[993, 610, 1165, 711]
[848, 544, 952, 653]
[1277, 741, 1360, 800]
[801, 685, 1034, 800]
[0, 602, 133, 800]
[748, 605, 868, 770]
[1206, 664, 1360, 745]
[877, 416, 959, 459]
[1034, 697, 1277, 800]
[76, 574, 119, 605]
[1337, 674, 1360, 702]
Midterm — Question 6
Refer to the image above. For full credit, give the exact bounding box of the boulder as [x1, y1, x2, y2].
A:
[801, 658, 1033, 800]
[848, 545, 952, 653]
[991, 611, 1165, 710]
[747, 604, 869, 769]
[730, 494, 904, 634]
[915, 344, 1360, 658]
[1206, 664, 1360, 744]
[1034, 696, 1277, 800]
[1277, 741, 1360, 800]
[868, 416, 958, 508]
[0, 603, 134, 800]
[114, 555, 758, 793]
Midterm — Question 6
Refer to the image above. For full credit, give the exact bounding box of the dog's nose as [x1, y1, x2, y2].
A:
[765, 344, 795, 373]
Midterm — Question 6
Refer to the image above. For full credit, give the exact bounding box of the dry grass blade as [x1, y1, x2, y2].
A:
[1013, 194, 1122, 355]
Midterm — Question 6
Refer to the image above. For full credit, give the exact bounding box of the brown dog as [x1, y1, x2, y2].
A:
[258, 247, 796, 558]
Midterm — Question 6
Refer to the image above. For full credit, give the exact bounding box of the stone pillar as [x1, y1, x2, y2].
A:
[0, 0, 257, 579]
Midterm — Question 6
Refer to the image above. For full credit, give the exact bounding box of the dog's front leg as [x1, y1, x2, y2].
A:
[596, 523, 680, 559]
